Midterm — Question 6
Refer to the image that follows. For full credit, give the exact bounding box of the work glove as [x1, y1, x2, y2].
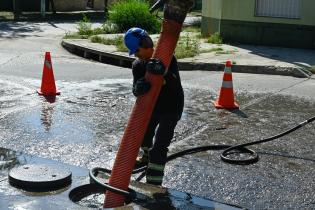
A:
[133, 77, 151, 97]
[146, 58, 166, 75]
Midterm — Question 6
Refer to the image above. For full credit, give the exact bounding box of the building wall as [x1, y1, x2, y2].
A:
[202, 0, 315, 48]
[93, 0, 117, 11]
[201, 0, 222, 34]
[221, 0, 315, 26]
[54, 0, 87, 11]
[54, 0, 117, 11]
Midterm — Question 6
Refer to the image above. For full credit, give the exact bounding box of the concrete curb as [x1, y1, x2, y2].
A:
[62, 39, 312, 78]
[62, 40, 134, 68]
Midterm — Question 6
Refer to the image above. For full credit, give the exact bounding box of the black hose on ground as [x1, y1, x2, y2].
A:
[221, 116, 315, 164]
[90, 115, 315, 198]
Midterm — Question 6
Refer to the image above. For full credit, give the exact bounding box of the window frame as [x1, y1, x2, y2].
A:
[254, 0, 302, 19]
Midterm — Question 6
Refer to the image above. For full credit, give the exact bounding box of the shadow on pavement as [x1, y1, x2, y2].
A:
[236, 44, 315, 67]
[0, 21, 43, 38]
[229, 109, 249, 118]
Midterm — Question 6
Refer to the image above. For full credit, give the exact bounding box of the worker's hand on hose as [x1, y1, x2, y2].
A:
[133, 78, 151, 96]
[146, 58, 166, 75]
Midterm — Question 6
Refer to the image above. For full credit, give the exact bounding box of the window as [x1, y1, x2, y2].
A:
[255, 0, 301, 19]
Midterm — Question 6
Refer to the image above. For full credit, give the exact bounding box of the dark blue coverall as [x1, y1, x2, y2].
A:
[132, 56, 184, 185]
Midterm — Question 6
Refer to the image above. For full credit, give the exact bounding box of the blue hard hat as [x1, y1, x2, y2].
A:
[124, 27, 148, 55]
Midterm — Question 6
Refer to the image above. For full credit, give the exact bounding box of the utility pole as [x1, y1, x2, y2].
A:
[41, 0, 46, 18]
[104, 0, 109, 18]
[13, 0, 20, 20]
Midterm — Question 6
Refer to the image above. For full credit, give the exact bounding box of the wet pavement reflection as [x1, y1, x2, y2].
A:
[0, 147, 241, 210]
[0, 77, 314, 209]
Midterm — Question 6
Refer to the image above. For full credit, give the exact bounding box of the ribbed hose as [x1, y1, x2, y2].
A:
[104, 19, 183, 208]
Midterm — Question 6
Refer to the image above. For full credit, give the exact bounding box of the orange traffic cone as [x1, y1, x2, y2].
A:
[213, 60, 239, 109]
[37, 52, 60, 96]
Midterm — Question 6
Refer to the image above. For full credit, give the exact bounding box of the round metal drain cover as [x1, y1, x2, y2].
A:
[9, 164, 72, 192]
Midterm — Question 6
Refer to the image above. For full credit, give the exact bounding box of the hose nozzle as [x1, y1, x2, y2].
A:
[150, 0, 167, 13]
[150, 0, 195, 23]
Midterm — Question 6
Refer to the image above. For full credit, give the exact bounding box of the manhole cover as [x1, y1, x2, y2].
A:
[9, 164, 72, 192]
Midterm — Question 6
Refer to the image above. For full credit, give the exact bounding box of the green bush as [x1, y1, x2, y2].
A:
[208, 32, 223, 44]
[77, 15, 93, 36]
[108, 0, 161, 33]
[92, 27, 105, 35]
[64, 32, 89, 39]
[175, 34, 200, 59]
[76, 15, 114, 37]
[183, 26, 201, 33]
[102, 21, 120, 34]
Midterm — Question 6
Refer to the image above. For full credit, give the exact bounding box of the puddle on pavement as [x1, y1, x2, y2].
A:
[0, 78, 314, 209]
[0, 147, 243, 210]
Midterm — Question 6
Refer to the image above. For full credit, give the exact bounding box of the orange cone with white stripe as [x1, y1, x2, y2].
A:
[214, 60, 239, 109]
[37, 52, 60, 96]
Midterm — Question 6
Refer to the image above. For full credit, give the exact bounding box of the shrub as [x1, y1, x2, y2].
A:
[175, 34, 200, 59]
[102, 21, 120, 34]
[108, 0, 161, 33]
[208, 32, 223, 44]
[64, 32, 89, 39]
[76, 15, 114, 36]
[77, 14, 93, 36]
[92, 27, 105, 35]
[183, 26, 201, 33]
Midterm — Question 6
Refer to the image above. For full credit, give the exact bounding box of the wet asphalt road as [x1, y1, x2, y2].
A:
[0, 22, 315, 210]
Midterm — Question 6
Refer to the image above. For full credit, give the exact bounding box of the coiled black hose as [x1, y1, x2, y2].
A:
[90, 116, 315, 198]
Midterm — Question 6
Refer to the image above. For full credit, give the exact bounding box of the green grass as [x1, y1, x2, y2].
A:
[310, 66, 315, 73]
[108, 0, 161, 33]
[183, 26, 201, 33]
[200, 47, 224, 53]
[91, 35, 119, 45]
[63, 32, 89, 39]
[116, 41, 128, 52]
[175, 34, 200, 59]
[200, 47, 239, 55]
[215, 50, 237, 55]
[187, 11, 202, 17]
[64, 17, 118, 39]
[77, 15, 93, 35]
[207, 32, 223, 44]
[76, 14, 109, 37]
[159, 11, 202, 17]
[102, 22, 119, 34]
[0, 12, 14, 20]
[90, 35, 128, 52]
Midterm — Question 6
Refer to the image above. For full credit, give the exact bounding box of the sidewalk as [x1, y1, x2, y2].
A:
[62, 33, 315, 78]
[0, 11, 105, 22]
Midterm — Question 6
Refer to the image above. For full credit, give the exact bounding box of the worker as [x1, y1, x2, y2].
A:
[124, 27, 184, 186]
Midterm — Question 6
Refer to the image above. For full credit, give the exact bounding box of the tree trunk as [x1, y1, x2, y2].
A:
[50, 0, 56, 14]
[104, 0, 108, 17]
[13, 0, 21, 20]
